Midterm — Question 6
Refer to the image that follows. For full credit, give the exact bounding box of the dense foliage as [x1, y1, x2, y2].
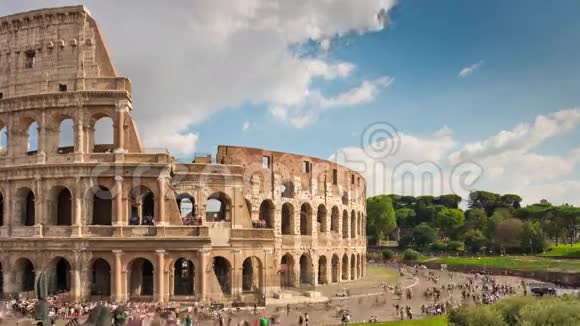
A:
[366, 191, 580, 255]
[448, 296, 580, 326]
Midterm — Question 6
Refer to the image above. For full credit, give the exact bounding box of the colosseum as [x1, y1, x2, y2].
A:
[0, 5, 367, 305]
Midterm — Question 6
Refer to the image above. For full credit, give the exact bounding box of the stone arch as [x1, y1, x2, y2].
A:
[90, 258, 111, 296]
[206, 192, 231, 222]
[317, 204, 327, 233]
[0, 120, 8, 155]
[330, 206, 339, 233]
[350, 254, 356, 280]
[331, 254, 339, 283]
[57, 116, 75, 154]
[351, 210, 356, 238]
[280, 254, 295, 288]
[341, 254, 348, 281]
[13, 258, 35, 294]
[90, 114, 114, 153]
[342, 210, 349, 239]
[242, 256, 263, 294]
[15, 187, 35, 226]
[299, 254, 313, 286]
[88, 185, 113, 225]
[176, 193, 195, 224]
[357, 212, 361, 236]
[300, 203, 313, 235]
[26, 120, 39, 155]
[259, 199, 275, 228]
[318, 255, 328, 285]
[174, 258, 195, 296]
[45, 256, 72, 295]
[281, 202, 294, 235]
[213, 256, 232, 295]
[128, 257, 154, 297]
[130, 185, 155, 225]
[47, 185, 73, 225]
[357, 253, 362, 279]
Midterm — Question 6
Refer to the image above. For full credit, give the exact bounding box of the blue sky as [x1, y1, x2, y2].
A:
[2, 0, 580, 205]
[193, 0, 580, 158]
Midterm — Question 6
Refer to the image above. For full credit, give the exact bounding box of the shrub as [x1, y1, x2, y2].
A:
[429, 242, 447, 252]
[448, 305, 507, 326]
[447, 240, 464, 252]
[518, 296, 580, 325]
[402, 249, 420, 261]
[381, 249, 394, 261]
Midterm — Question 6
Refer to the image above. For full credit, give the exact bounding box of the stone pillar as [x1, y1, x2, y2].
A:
[72, 268, 82, 302]
[3, 268, 13, 295]
[199, 249, 210, 302]
[157, 176, 166, 225]
[115, 107, 125, 153]
[4, 180, 10, 228]
[113, 250, 124, 302]
[74, 109, 85, 162]
[156, 250, 166, 303]
[114, 176, 123, 226]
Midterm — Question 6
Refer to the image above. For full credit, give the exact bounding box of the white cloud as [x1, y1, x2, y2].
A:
[458, 60, 484, 78]
[271, 75, 394, 128]
[242, 121, 252, 132]
[0, 0, 398, 157]
[332, 109, 580, 206]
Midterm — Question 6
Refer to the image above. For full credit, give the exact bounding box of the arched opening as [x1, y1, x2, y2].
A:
[300, 203, 312, 235]
[57, 118, 75, 154]
[14, 258, 35, 294]
[46, 257, 71, 295]
[48, 186, 73, 226]
[280, 181, 294, 198]
[331, 206, 339, 233]
[0, 123, 7, 155]
[213, 256, 232, 295]
[357, 212, 361, 236]
[176, 193, 195, 225]
[206, 192, 231, 222]
[299, 254, 313, 286]
[318, 256, 328, 285]
[351, 210, 356, 238]
[342, 210, 349, 239]
[342, 255, 348, 281]
[350, 254, 356, 280]
[91, 186, 113, 225]
[280, 254, 295, 288]
[258, 200, 275, 228]
[331, 255, 339, 283]
[174, 258, 194, 296]
[129, 258, 154, 297]
[15, 188, 35, 226]
[281, 203, 294, 235]
[242, 256, 262, 294]
[91, 259, 111, 297]
[130, 186, 155, 225]
[26, 121, 39, 155]
[91, 116, 114, 153]
[317, 205, 327, 233]
[357, 254, 362, 279]
[342, 191, 349, 205]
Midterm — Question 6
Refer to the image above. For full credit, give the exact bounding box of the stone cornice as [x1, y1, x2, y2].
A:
[0, 91, 131, 112]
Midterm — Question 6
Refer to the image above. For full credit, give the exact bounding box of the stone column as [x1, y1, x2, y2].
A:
[199, 249, 210, 302]
[3, 180, 10, 228]
[156, 250, 166, 303]
[157, 176, 166, 225]
[114, 176, 123, 225]
[2, 267, 13, 295]
[72, 268, 82, 302]
[113, 250, 124, 302]
[115, 107, 125, 153]
[74, 109, 85, 162]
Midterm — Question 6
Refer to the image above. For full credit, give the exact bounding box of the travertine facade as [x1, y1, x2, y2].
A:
[0, 6, 366, 304]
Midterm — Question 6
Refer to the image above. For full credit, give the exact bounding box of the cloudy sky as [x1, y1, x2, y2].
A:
[3, 0, 580, 206]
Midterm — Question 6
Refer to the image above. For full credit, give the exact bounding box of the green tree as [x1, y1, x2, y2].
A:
[465, 208, 488, 231]
[495, 218, 524, 252]
[468, 191, 501, 216]
[464, 229, 488, 253]
[395, 208, 416, 228]
[412, 223, 437, 250]
[521, 220, 546, 254]
[366, 195, 397, 243]
[437, 194, 462, 209]
[498, 194, 523, 209]
[436, 208, 465, 239]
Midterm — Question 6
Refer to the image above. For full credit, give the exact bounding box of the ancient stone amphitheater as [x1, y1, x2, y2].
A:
[0, 5, 367, 304]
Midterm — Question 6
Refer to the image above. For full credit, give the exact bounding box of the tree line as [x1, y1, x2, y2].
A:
[366, 191, 580, 254]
